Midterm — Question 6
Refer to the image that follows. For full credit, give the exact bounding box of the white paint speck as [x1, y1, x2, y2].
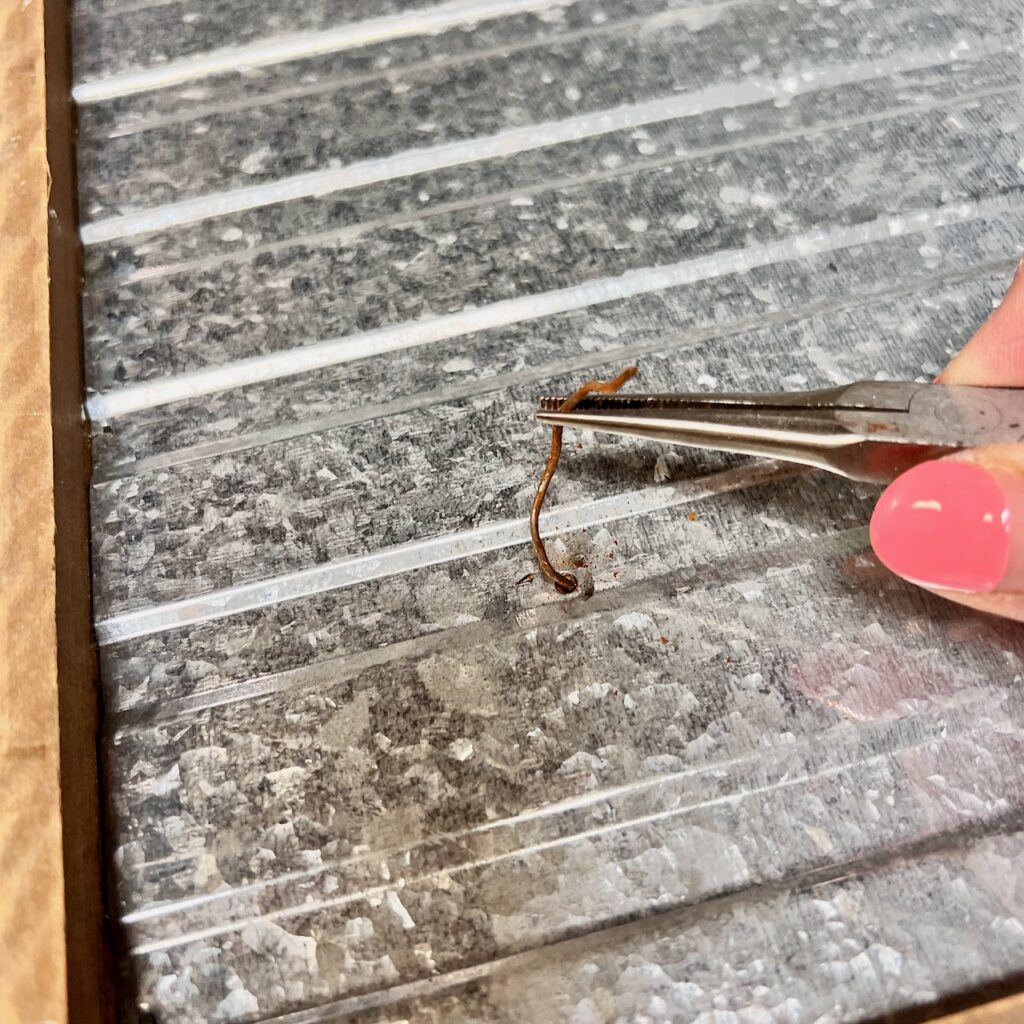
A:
[150, 765, 180, 797]
[216, 990, 258, 1018]
[441, 357, 475, 373]
[804, 825, 834, 853]
[266, 765, 307, 795]
[383, 890, 416, 930]
[748, 283, 777, 305]
[678, 6, 725, 31]
[871, 943, 904, 977]
[582, 321, 615, 341]
[613, 611, 655, 632]
[448, 738, 474, 761]
[239, 147, 272, 175]
[719, 185, 751, 205]
[730, 580, 765, 601]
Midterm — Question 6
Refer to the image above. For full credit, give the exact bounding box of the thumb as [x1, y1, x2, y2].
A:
[868, 262, 1024, 622]
[940, 259, 1024, 385]
[870, 447, 1024, 597]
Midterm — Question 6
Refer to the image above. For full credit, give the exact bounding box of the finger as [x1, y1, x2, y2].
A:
[916, 588, 1024, 624]
[870, 446, 1024, 622]
[940, 260, 1024, 385]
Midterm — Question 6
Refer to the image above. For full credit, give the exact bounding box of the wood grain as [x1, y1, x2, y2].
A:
[0, 0, 68, 1019]
[934, 992, 1024, 1024]
[0, 1, 109, 1022]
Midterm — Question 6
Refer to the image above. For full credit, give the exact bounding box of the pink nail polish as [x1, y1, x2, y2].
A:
[870, 461, 1011, 593]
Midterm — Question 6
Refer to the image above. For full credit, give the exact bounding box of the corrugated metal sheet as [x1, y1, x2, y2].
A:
[75, 1, 1024, 1020]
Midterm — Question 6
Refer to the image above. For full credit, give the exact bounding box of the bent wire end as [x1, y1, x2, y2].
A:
[530, 366, 638, 594]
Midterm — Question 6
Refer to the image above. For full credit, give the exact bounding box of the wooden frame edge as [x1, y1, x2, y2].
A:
[932, 990, 1024, 1024]
[45, 0, 117, 1019]
[2, 3, 1021, 1023]
[0, 1, 114, 1021]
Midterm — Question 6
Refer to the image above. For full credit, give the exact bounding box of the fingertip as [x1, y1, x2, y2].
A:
[870, 447, 1024, 596]
[939, 258, 1024, 386]
[870, 459, 1011, 594]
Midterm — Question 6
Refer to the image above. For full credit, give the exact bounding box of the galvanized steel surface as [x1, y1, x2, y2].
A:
[76, 1, 1024, 1020]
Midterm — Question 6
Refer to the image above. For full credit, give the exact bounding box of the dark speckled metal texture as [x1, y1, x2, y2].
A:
[75, 1, 1024, 1021]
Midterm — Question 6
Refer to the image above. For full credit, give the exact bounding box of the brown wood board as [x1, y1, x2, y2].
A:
[0, 0, 110, 1020]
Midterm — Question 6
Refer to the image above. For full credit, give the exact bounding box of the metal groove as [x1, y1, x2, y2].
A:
[101, 0, 757, 141]
[85, 195, 1014, 420]
[219, 804, 1024, 1024]
[94, 459, 798, 644]
[92, 255, 1019, 482]
[127, 734, 893, 953]
[108, 461, 820, 726]
[90, 76, 1018, 290]
[78, 40, 1007, 245]
[72, 0, 571, 103]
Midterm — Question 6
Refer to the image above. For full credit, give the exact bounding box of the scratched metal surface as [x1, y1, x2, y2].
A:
[74, 0, 1024, 1021]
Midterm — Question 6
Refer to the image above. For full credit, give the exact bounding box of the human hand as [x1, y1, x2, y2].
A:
[870, 262, 1024, 623]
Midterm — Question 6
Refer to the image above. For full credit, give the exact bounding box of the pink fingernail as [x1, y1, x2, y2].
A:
[870, 461, 1011, 593]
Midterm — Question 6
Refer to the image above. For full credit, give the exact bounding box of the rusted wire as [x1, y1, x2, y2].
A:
[530, 366, 638, 594]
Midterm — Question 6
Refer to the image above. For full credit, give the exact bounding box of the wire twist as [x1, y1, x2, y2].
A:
[530, 366, 638, 594]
